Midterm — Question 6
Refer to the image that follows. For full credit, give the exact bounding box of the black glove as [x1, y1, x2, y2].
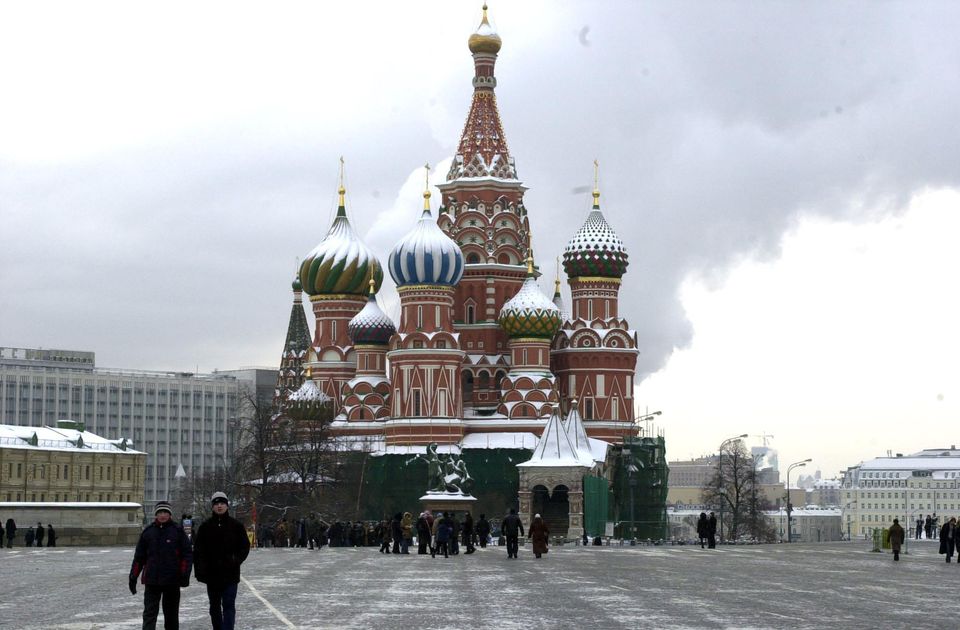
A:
[128, 576, 137, 595]
[179, 574, 190, 588]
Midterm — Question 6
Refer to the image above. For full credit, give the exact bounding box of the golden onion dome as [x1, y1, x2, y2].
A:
[468, 4, 502, 54]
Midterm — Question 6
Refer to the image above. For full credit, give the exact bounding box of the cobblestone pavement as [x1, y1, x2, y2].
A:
[0, 539, 950, 629]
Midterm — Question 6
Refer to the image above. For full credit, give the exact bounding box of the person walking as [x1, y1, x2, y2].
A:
[378, 519, 391, 554]
[696, 512, 709, 549]
[528, 514, 549, 559]
[24, 527, 34, 547]
[925, 515, 933, 540]
[401, 512, 413, 554]
[707, 512, 718, 549]
[939, 517, 956, 563]
[390, 513, 403, 554]
[476, 514, 490, 549]
[416, 512, 432, 555]
[434, 513, 451, 558]
[501, 508, 524, 559]
[915, 517, 923, 540]
[46, 524, 56, 547]
[463, 512, 475, 554]
[888, 518, 905, 561]
[5, 518, 16, 548]
[932, 514, 940, 539]
[129, 501, 193, 630]
[193, 492, 251, 630]
[35, 522, 45, 548]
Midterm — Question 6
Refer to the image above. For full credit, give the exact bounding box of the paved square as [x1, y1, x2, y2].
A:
[0, 540, 949, 629]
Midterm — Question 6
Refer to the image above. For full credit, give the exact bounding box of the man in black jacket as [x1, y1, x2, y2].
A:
[129, 501, 193, 630]
[501, 508, 524, 559]
[193, 492, 250, 630]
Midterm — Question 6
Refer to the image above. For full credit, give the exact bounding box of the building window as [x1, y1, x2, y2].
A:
[413, 390, 422, 417]
[466, 305, 476, 324]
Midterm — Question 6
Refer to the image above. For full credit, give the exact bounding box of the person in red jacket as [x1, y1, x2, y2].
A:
[129, 501, 193, 630]
[193, 491, 250, 630]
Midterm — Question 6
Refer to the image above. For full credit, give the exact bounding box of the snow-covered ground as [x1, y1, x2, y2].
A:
[0, 539, 949, 629]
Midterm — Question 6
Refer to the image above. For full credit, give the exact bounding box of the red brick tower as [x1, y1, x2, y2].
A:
[436, 5, 531, 414]
[552, 175, 640, 442]
[385, 174, 467, 445]
[299, 172, 383, 416]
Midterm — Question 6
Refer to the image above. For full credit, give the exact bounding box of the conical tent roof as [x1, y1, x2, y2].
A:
[519, 409, 592, 468]
[563, 405, 594, 464]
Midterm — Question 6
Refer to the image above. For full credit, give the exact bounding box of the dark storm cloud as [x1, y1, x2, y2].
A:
[1, 1, 958, 376]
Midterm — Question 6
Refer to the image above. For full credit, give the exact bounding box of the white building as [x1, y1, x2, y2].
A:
[841, 447, 960, 538]
[0, 347, 246, 505]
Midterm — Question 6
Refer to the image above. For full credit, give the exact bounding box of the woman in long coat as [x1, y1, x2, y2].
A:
[528, 514, 549, 558]
[696, 513, 708, 548]
[888, 518, 904, 561]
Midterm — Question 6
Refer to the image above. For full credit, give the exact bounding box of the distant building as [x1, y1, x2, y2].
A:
[808, 478, 841, 506]
[0, 420, 145, 503]
[0, 346, 243, 505]
[841, 447, 960, 538]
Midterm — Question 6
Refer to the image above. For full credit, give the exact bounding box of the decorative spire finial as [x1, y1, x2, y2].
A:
[554, 257, 561, 296]
[422, 163, 432, 212]
[368, 277, 376, 296]
[526, 230, 535, 276]
[592, 159, 600, 208]
[337, 156, 346, 216]
[482, 3, 489, 24]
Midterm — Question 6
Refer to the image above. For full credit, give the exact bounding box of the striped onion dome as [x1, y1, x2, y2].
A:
[562, 190, 629, 279]
[300, 187, 383, 296]
[498, 259, 562, 339]
[348, 285, 396, 345]
[388, 188, 464, 288]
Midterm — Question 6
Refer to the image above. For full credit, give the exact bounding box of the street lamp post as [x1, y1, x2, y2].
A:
[786, 458, 812, 543]
[717, 434, 748, 543]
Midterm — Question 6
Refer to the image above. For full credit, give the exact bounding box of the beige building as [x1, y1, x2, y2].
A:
[0, 421, 145, 504]
[841, 447, 960, 539]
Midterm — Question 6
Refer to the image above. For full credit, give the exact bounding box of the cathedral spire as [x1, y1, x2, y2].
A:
[448, 3, 515, 181]
[336, 156, 347, 217]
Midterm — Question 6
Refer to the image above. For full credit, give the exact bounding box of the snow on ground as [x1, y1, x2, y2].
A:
[0, 540, 951, 629]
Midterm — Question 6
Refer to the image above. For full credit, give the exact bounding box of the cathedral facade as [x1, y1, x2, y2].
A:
[279, 8, 645, 517]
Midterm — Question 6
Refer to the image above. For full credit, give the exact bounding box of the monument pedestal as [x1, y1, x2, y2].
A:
[419, 492, 477, 516]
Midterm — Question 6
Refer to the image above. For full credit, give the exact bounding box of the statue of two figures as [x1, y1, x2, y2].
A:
[410, 442, 474, 496]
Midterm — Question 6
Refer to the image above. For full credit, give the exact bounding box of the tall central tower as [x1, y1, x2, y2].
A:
[437, 5, 531, 414]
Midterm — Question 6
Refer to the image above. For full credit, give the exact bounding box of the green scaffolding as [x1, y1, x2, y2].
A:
[609, 435, 669, 539]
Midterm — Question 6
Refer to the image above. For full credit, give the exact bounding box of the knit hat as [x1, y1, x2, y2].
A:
[211, 491, 229, 504]
[154, 501, 173, 516]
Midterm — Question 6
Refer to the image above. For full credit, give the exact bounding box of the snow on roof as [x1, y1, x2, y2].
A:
[519, 409, 593, 468]
[460, 432, 539, 450]
[562, 407, 594, 463]
[0, 424, 143, 454]
[860, 456, 960, 471]
[288, 380, 330, 402]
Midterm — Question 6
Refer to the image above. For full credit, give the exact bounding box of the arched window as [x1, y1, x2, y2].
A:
[467, 253, 481, 264]
[466, 304, 476, 324]
[478, 371, 490, 389]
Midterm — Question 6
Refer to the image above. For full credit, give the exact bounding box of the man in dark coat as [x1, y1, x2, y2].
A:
[463, 512, 475, 554]
[416, 512, 432, 554]
[707, 512, 718, 549]
[696, 512, 708, 548]
[25, 527, 35, 547]
[939, 517, 956, 563]
[129, 501, 193, 630]
[35, 522, 45, 547]
[501, 508, 524, 559]
[193, 491, 250, 630]
[915, 517, 923, 540]
[476, 514, 490, 548]
[925, 515, 933, 539]
[4, 518, 16, 548]
[390, 513, 403, 554]
[888, 518, 905, 561]
[46, 524, 56, 547]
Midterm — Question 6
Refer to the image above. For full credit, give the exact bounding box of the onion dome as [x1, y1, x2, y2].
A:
[292, 273, 303, 293]
[300, 181, 383, 296]
[348, 280, 397, 345]
[388, 170, 464, 287]
[285, 377, 331, 422]
[498, 255, 562, 339]
[468, 4, 502, 54]
[562, 186, 629, 279]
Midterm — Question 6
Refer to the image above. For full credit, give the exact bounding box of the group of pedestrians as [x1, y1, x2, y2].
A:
[2, 518, 57, 548]
[696, 512, 719, 549]
[888, 516, 960, 563]
[914, 514, 940, 540]
[129, 492, 250, 630]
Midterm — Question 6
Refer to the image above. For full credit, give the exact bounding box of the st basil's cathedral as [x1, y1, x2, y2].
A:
[274, 6, 666, 537]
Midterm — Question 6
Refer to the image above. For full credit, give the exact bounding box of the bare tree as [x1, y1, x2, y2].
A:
[702, 440, 776, 542]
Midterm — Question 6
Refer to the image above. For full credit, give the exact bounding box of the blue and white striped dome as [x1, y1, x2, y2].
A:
[388, 194, 464, 287]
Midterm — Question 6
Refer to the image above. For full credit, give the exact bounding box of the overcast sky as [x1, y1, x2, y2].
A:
[2, 1, 958, 479]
